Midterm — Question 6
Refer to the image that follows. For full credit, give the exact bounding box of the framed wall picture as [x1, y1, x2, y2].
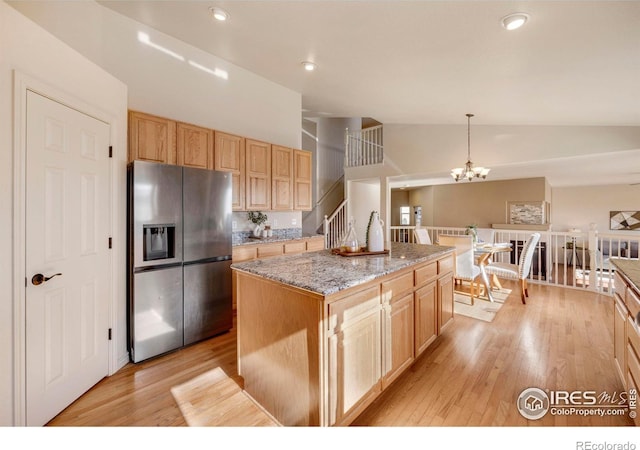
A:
[610, 211, 640, 230]
[507, 201, 548, 225]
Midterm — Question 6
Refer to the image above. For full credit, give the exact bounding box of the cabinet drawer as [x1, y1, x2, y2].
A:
[627, 287, 640, 321]
[306, 237, 325, 252]
[438, 254, 454, 275]
[232, 246, 257, 262]
[328, 285, 380, 332]
[415, 262, 437, 287]
[381, 272, 414, 302]
[257, 243, 284, 258]
[284, 241, 306, 254]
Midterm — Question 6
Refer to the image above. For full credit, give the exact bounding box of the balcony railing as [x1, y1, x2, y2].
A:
[389, 225, 639, 295]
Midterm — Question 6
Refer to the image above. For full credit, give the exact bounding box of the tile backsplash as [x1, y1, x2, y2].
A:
[232, 210, 303, 233]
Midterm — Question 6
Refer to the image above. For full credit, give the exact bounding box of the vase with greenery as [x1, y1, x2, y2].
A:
[248, 211, 268, 237]
[465, 223, 478, 243]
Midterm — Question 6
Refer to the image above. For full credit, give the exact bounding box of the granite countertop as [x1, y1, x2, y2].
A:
[231, 242, 454, 296]
[233, 234, 324, 247]
[610, 258, 640, 293]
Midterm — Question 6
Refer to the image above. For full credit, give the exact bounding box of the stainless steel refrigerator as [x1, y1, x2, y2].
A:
[127, 160, 233, 363]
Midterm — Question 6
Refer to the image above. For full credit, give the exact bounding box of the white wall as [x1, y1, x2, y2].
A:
[348, 180, 381, 245]
[0, 1, 127, 425]
[552, 185, 640, 235]
[316, 118, 360, 199]
[7, 0, 302, 149]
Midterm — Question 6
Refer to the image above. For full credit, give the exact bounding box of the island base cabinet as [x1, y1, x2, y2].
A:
[236, 272, 323, 426]
[382, 293, 415, 389]
[415, 281, 438, 357]
[328, 310, 382, 426]
[439, 274, 455, 333]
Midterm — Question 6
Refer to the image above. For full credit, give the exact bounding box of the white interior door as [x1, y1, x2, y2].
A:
[25, 90, 111, 426]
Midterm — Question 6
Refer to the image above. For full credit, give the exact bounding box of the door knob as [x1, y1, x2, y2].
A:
[31, 273, 62, 286]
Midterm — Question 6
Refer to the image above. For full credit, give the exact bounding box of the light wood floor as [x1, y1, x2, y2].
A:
[48, 281, 632, 426]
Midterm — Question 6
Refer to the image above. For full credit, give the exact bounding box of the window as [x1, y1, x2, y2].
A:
[400, 206, 410, 225]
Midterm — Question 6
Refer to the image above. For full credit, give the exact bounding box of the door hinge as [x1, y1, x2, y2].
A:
[109, 146, 113, 158]
[108, 237, 112, 249]
[108, 328, 112, 340]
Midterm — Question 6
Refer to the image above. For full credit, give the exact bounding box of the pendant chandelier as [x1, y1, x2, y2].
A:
[450, 113, 490, 182]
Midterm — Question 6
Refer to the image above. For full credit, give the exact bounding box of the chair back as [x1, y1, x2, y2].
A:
[518, 233, 541, 279]
[475, 228, 495, 244]
[414, 228, 432, 245]
[438, 235, 474, 279]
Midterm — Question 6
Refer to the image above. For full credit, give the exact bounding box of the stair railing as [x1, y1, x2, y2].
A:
[324, 199, 348, 250]
[345, 125, 383, 167]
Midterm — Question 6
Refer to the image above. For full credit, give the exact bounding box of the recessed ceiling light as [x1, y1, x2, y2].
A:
[501, 12, 529, 31]
[210, 7, 229, 22]
[302, 61, 317, 71]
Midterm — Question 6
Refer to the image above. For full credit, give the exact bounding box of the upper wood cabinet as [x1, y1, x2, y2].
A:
[128, 110, 176, 164]
[271, 145, 293, 210]
[176, 122, 214, 169]
[294, 150, 312, 211]
[215, 131, 245, 211]
[246, 139, 271, 210]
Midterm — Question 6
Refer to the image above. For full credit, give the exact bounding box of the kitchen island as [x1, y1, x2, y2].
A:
[231, 242, 455, 426]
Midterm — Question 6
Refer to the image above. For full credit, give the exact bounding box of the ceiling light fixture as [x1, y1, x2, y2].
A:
[501, 12, 529, 30]
[302, 61, 316, 71]
[210, 7, 229, 22]
[451, 114, 490, 182]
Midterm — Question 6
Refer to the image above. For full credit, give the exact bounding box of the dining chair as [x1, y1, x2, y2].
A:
[438, 235, 482, 305]
[413, 227, 432, 245]
[483, 233, 541, 304]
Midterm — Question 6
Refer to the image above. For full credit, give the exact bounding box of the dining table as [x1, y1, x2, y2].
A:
[473, 242, 513, 302]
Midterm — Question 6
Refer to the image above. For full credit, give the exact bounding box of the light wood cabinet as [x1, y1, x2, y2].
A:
[284, 240, 306, 254]
[327, 285, 382, 426]
[614, 294, 628, 388]
[256, 242, 284, 259]
[128, 110, 176, 164]
[294, 150, 312, 211]
[246, 139, 271, 210]
[235, 250, 454, 426]
[414, 280, 438, 357]
[176, 122, 214, 169]
[214, 131, 245, 211]
[306, 236, 325, 251]
[272, 145, 293, 210]
[439, 272, 455, 333]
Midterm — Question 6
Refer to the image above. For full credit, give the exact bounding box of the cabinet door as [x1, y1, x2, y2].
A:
[383, 293, 414, 389]
[246, 139, 271, 210]
[128, 110, 176, 164]
[176, 122, 214, 169]
[328, 310, 382, 426]
[214, 131, 245, 210]
[294, 149, 312, 211]
[614, 295, 628, 388]
[306, 237, 325, 252]
[414, 280, 437, 357]
[438, 273, 454, 333]
[272, 145, 293, 210]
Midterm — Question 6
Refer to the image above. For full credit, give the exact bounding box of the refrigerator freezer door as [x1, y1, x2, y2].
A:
[184, 260, 232, 346]
[131, 266, 183, 362]
[132, 161, 183, 268]
[183, 167, 232, 262]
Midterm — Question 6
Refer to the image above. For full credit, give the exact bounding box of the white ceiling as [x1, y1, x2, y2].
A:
[94, 0, 640, 187]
